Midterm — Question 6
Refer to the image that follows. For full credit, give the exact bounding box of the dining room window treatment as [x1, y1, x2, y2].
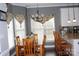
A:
[31, 17, 55, 44]
[7, 13, 26, 49]
[14, 14, 26, 42]
[43, 17, 55, 42]
[31, 19, 44, 45]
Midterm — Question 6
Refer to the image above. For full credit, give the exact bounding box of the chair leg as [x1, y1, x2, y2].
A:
[16, 46, 19, 56]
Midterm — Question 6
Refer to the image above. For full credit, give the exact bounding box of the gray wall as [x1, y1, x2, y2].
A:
[7, 4, 26, 15]
[27, 7, 61, 34]
[12, 5, 26, 16]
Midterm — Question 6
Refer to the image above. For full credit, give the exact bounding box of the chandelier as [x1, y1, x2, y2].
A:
[31, 9, 45, 24]
[31, 3, 54, 24]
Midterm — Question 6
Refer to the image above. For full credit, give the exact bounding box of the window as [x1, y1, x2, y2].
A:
[14, 18, 26, 42]
[31, 19, 44, 45]
[43, 18, 55, 42]
[7, 17, 26, 49]
[31, 17, 55, 44]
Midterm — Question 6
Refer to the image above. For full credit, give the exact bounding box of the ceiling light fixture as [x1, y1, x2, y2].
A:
[67, 7, 71, 23]
[31, 3, 54, 24]
[31, 3, 45, 24]
[73, 3, 76, 23]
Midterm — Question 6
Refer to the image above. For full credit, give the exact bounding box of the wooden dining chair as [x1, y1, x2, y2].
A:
[53, 32, 72, 56]
[23, 38, 34, 56]
[35, 34, 46, 56]
[41, 34, 46, 55]
[53, 32, 63, 55]
[33, 34, 38, 55]
[57, 32, 72, 56]
[16, 36, 20, 45]
[34, 34, 38, 44]
[43, 34, 46, 46]
[16, 36, 24, 56]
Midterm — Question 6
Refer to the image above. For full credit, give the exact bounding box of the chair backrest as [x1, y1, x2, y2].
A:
[53, 32, 62, 52]
[53, 31, 66, 49]
[53, 32, 62, 46]
[34, 34, 38, 43]
[53, 32, 62, 41]
[23, 38, 34, 55]
[16, 36, 20, 45]
[16, 36, 25, 56]
[42, 34, 46, 46]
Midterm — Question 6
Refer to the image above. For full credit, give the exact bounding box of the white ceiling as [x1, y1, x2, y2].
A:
[11, 3, 79, 8]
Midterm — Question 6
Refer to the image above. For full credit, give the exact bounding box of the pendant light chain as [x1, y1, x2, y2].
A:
[37, 3, 39, 15]
[68, 7, 70, 21]
[73, 3, 75, 19]
[67, 3, 71, 23]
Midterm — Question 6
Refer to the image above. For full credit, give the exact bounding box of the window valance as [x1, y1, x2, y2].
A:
[15, 14, 25, 24]
[7, 12, 13, 24]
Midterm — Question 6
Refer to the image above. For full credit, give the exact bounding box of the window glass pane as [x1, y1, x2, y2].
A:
[14, 18, 26, 42]
[31, 19, 44, 45]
